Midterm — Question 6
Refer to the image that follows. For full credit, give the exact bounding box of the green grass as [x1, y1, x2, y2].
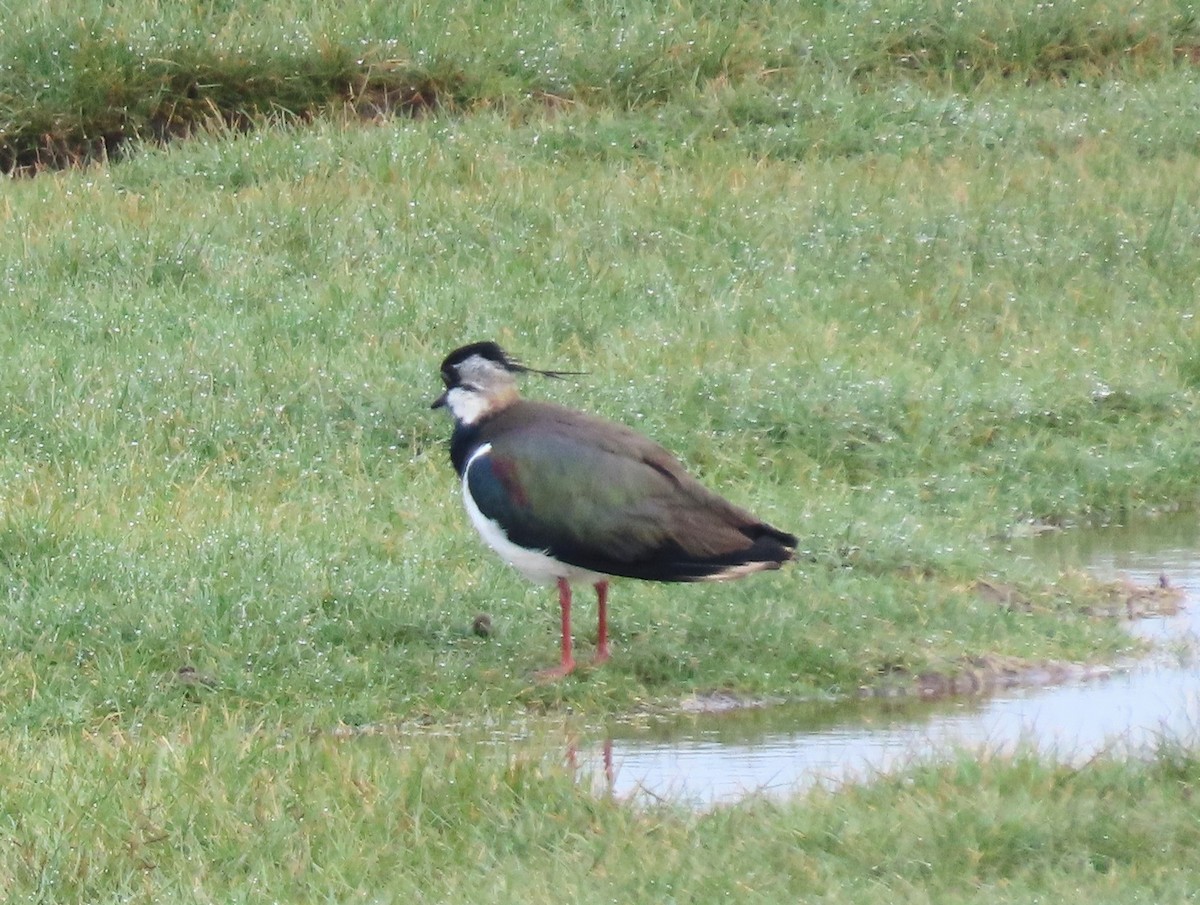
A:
[1, 0, 1199, 900]
[3, 719, 1199, 902]
[3, 0, 1197, 170]
[7, 111, 1193, 727]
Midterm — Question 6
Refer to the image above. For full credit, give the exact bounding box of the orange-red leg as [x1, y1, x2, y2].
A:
[593, 580, 611, 665]
[536, 577, 577, 680]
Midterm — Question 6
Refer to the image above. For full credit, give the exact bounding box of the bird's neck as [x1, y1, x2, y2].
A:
[449, 420, 484, 476]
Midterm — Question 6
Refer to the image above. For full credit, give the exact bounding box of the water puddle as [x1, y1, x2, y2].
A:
[584, 513, 1200, 807]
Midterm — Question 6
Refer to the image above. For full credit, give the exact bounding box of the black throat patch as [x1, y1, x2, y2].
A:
[448, 420, 483, 476]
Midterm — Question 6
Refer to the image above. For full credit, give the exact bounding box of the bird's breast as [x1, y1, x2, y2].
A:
[461, 443, 602, 586]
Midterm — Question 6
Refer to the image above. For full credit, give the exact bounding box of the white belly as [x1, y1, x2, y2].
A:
[462, 444, 604, 587]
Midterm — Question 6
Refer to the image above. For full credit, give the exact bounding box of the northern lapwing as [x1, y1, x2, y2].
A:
[432, 341, 797, 678]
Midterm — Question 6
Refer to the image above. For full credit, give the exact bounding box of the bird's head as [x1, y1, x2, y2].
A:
[431, 341, 576, 425]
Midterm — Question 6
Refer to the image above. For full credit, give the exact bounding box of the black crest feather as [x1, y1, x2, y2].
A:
[439, 341, 581, 382]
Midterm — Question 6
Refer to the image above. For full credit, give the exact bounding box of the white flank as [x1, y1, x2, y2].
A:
[702, 560, 775, 581]
[462, 444, 604, 587]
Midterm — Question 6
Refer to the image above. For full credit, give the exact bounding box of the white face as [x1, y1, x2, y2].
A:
[442, 384, 493, 426]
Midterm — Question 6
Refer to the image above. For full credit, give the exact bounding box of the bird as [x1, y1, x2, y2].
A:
[431, 341, 797, 678]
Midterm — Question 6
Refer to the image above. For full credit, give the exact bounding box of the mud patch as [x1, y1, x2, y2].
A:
[869, 577, 1183, 701]
[1, 62, 449, 176]
[868, 654, 1120, 702]
[678, 692, 786, 715]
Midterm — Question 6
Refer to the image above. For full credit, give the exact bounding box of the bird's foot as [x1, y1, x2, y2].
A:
[535, 659, 577, 682]
[591, 645, 611, 667]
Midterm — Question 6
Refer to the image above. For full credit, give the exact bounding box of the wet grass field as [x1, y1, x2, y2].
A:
[2, 0, 1199, 900]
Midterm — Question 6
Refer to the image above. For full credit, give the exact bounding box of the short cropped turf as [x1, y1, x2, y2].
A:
[1, 0, 1198, 901]
[3, 718, 1199, 903]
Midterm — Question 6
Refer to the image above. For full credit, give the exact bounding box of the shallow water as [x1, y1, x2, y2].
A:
[584, 513, 1200, 807]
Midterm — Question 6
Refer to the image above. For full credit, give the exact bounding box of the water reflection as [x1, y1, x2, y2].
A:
[585, 513, 1200, 807]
